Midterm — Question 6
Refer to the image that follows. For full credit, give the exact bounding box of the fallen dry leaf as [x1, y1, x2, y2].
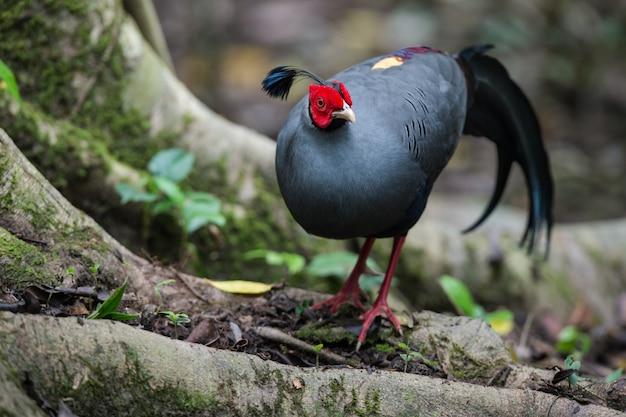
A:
[292, 377, 304, 390]
[205, 279, 273, 295]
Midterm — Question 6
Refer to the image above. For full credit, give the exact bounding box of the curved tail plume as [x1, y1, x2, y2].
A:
[457, 45, 554, 256]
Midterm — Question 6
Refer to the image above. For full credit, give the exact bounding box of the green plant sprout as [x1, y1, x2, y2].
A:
[244, 249, 305, 274]
[438, 275, 514, 335]
[552, 354, 582, 387]
[396, 342, 437, 372]
[115, 148, 226, 237]
[160, 310, 191, 339]
[87, 282, 138, 321]
[313, 343, 324, 368]
[89, 263, 100, 275]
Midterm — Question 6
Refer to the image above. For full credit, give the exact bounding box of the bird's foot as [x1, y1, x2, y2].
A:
[312, 285, 365, 314]
[356, 301, 403, 351]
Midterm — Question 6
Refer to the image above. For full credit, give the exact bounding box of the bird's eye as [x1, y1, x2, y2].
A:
[316, 97, 325, 109]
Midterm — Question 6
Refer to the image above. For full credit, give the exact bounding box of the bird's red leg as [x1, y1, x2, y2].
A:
[312, 237, 375, 313]
[356, 235, 406, 350]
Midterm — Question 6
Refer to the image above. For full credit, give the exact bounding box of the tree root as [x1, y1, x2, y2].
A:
[0, 312, 623, 417]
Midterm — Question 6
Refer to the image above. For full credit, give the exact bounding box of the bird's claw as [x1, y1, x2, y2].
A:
[356, 301, 403, 351]
[311, 285, 365, 314]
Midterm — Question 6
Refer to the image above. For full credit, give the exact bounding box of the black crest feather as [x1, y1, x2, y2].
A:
[261, 66, 325, 100]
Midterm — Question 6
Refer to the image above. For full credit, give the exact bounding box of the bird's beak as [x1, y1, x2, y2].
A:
[332, 101, 356, 123]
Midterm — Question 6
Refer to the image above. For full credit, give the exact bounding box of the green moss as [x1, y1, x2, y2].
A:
[0, 227, 54, 288]
[0, 93, 112, 191]
[374, 343, 396, 354]
[295, 323, 357, 345]
[0, 1, 178, 171]
[318, 376, 382, 417]
[0, 223, 124, 290]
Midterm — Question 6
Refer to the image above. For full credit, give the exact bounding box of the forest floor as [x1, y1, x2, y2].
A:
[4, 282, 625, 387]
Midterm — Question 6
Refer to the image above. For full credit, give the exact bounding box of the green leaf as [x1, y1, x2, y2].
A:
[161, 311, 191, 325]
[306, 251, 359, 278]
[102, 312, 139, 321]
[305, 250, 383, 279]
[562, 354, 583, 387]
[150, 199, 176, 215]
[153, 177, 185, 205]
[557, 326, 591, 355]
[606, 368, 623, 384]
[243, 249, 266, 260]
[88, 282, 128, 320]
[439, 275, 482, 317]
[397, 342, 410, 352]
[115, 183, 158, 204]
[89, 263, 100, 275]
[564, 354, 580, 369]
[359, 274, 383, 292]
[265, 251, 284, 266]
[294, 300, 311, 317]
[485, 309, 514, 335]
[182, 192, 225, 233]
[313, 343, 324, 353]
[0, 59, 21, 102]
[281, 253, 306, 274]
[243, 249, 305, 274]
[148, 148, 194, 182]
[399, 353, 412, 362]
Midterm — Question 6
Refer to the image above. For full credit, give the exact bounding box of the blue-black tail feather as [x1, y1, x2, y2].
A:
[261, 66, 325, 100]
[457, 45, 554, 256]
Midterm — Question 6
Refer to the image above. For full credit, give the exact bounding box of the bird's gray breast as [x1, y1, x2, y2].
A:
[275, 99, 423, 239]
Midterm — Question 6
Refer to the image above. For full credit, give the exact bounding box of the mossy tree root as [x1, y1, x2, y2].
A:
[0, 128, 233, 308]
[0, 313, 624, 417]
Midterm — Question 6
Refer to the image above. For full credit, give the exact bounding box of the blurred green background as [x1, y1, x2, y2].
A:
[154, 0, 626, 223]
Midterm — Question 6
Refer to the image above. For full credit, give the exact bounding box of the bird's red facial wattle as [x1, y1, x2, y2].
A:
[308, 83, 355, 129]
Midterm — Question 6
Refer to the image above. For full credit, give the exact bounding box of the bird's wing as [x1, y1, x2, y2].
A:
[339, 50, 468, 185]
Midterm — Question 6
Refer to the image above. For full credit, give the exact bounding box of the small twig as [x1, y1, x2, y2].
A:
[253, 326, 348, 365]
[267, 348, 294, 366]
[0, 302, 22, 313]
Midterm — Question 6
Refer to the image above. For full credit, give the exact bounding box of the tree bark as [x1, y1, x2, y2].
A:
[0, 1, 625, 321]
[1, 313, 624, 417]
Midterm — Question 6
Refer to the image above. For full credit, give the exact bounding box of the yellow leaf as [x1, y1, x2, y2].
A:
[488, 316, 514, 335]
[205, 279, 273, 295]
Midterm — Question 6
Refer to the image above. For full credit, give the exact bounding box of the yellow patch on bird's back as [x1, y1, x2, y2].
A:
[372, 56, 404, 70]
